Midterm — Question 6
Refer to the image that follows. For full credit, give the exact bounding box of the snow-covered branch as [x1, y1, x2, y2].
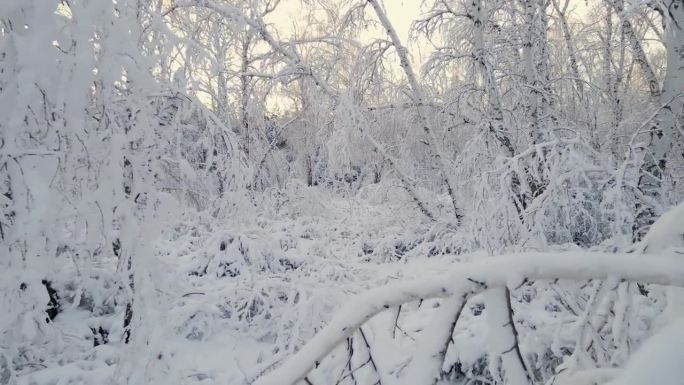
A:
[255, 252, 684, 385]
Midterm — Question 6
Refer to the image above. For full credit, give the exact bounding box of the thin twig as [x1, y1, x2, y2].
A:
[505, 286, 537, 384]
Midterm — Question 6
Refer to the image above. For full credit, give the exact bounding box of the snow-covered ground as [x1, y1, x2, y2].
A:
[3, 181, 464, 385]
[5, 184, 683, 385]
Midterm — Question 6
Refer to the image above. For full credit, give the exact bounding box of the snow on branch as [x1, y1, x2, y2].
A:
[171, 0, 338, 97]
[254, 252, 684, 385]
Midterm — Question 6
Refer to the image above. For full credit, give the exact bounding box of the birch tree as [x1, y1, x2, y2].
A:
[634, 0, 684, 237]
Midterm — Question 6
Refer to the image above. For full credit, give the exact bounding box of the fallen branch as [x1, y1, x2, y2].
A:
[253, 252, 684, 385]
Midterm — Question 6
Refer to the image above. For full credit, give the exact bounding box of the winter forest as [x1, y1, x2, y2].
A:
[2, 0, 684, 384]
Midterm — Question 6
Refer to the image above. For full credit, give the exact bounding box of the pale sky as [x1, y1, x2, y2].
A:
[265, 0, 592, 73]
[266, 0, 592, 43]
[267, 0, 422, 43]
[260, 0, 425, 112]
[265, 0, 428, 78]
[259, 0, 593, 111]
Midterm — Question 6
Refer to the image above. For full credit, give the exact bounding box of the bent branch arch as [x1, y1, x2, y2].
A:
[254, 252, 684, 385]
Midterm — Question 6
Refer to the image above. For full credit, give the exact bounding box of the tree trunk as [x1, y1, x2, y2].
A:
[367, 0, 463, 223]
[610, 0, 661, 98]
[240, 35, 252, 158]
[635, 0, 684, 238]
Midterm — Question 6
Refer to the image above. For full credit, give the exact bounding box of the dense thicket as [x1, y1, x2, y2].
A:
[1, 0, 682, 384]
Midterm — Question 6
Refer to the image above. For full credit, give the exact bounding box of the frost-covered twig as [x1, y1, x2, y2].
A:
[358, 327, 382, 385]
[435, 297, 469, 383]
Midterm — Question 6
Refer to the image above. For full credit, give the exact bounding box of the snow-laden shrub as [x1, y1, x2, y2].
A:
[458, 130, 612, 251]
